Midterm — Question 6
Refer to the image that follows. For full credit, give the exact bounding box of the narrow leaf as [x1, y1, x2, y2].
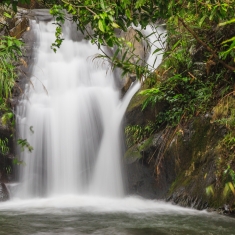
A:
[111, 22, 120, 28]
[3, 12, 12, 18]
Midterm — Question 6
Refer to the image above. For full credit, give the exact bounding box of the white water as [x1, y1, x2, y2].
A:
[14, 16, 167, 201]
[0, 195, 204, 215]
[15, 19, 144, 199]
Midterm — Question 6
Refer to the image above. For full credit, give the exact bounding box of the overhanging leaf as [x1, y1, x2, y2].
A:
[98, 20, 105, 32]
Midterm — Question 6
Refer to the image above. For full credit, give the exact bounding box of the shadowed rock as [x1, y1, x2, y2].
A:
[0, 183, 9, 202]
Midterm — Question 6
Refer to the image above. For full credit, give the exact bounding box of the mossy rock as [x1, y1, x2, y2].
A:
[126, 92, 145, 113]
[166, 117, 234, 210]
[124, 145, 142, 164]
[0, 183, 9, 202]
[139, 136, 154, 152]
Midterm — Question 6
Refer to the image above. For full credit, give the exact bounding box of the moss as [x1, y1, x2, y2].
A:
[138, 136, 154, 152]
[126, 93, 145, 113]
[124, 145, 142, 164]
[166, 117, 233, 208]
[169, 172, 189, 194]
[126, 79, 162, 113]
[190, 118, 211, 158]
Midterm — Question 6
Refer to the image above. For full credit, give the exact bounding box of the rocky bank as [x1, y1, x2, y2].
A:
[124, 89, 235, 214]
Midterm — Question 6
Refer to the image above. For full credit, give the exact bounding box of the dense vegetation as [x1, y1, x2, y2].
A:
[0, 0, 235, 207]
[0, 1, 29, 180]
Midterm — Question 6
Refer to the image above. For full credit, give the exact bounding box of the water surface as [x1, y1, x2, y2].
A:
[0, 196, 234, 235]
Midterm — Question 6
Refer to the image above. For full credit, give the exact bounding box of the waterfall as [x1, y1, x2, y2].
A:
[15, 15, 164, 199]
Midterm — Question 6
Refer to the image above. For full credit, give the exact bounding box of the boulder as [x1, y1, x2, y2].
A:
[0, 183, 10, 202]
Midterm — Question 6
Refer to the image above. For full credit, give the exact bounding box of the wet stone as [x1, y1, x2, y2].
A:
[0, 183, 10, 202]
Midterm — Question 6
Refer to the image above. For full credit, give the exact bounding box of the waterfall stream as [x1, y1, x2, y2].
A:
[16, 19, 142, 199]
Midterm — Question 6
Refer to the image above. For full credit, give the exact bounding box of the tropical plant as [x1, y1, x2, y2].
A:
[17, 138, 33, 152]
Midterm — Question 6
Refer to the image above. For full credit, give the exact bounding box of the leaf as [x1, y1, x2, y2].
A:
[139, 88, 161, 95]
[17, 138, 34, 152]
[199, 15, 207, 27]
[152, 55, 159, 68]
[30, 126, 34, 134]
[3, 12, 12, 19]
[13, 158, 25, 166]
[222, 36, 235, 44]
[135, 0, 146, 9]
[100, 0, 105, 10]
[98, 20, 105, 32]
[126, 41, 132, 48]
[106, 38, 113, 47]
[228, 182, 235, 195]
[172, 39, 181, 50]
[125, 9, 131, 20]
[219, 18, 235, 27]
[111, 22, 120, 28]
[121, 50, 128, 62]
[152, 48, 162, 55]
[94, 15, 99, 20]
[206, 185, 214, 196]
[112, 48, 120, 61]
[223, 183, 230, 197]
[108, 15, 114, 21]
[7, 39, 13, 47]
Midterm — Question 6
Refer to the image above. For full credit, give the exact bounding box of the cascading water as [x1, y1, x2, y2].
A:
[16, 18, 142, 199]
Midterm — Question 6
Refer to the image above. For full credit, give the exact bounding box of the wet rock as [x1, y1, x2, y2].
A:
[9, 16, 29, 39]
[0, 117, 14, 182]
[167, 188, 208, 210]
[125, 149, 158, 199]
[116, 27, 149, 93]
[125, 92, 166, 126]
[0, 183, 10, 202]
[223, 204, 230, 213]
[18, 0, 42, 9]
[125, 132, 176, 199]
[125, 108, 231, 210]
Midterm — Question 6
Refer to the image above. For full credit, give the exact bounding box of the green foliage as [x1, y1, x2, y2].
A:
[49, 1, 166, 79]
[140, 74, 213, 128]
[1, 111, 14, 127]
[125, 125, 146, 147]
[0, 1, 33, 173]
[125, 123, 155, 147]
[17, 139, 33, 152]
[223, 165, 235, 197]
[0, 0, 30, 12]
[48, 0, 235, 94]
[219, 18, 235, 60]
[0, 138, 9, 155]
[12, 157, 25, 166]
[50, 4, 65, 52]
[210, 96, 235, 200]
[0, 36, 23, 98]
[207, 164, 235, 199]
[206, 184, 215, 197]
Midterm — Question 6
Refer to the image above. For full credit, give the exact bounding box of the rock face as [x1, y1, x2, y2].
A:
[124, 91, 234, 210]
[125, 130, 181, 199]
[0, 183, 9, 202]
[125, 143, 158, 199]
[0, 6, 35, 185]
[0, 113, 14, 183]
